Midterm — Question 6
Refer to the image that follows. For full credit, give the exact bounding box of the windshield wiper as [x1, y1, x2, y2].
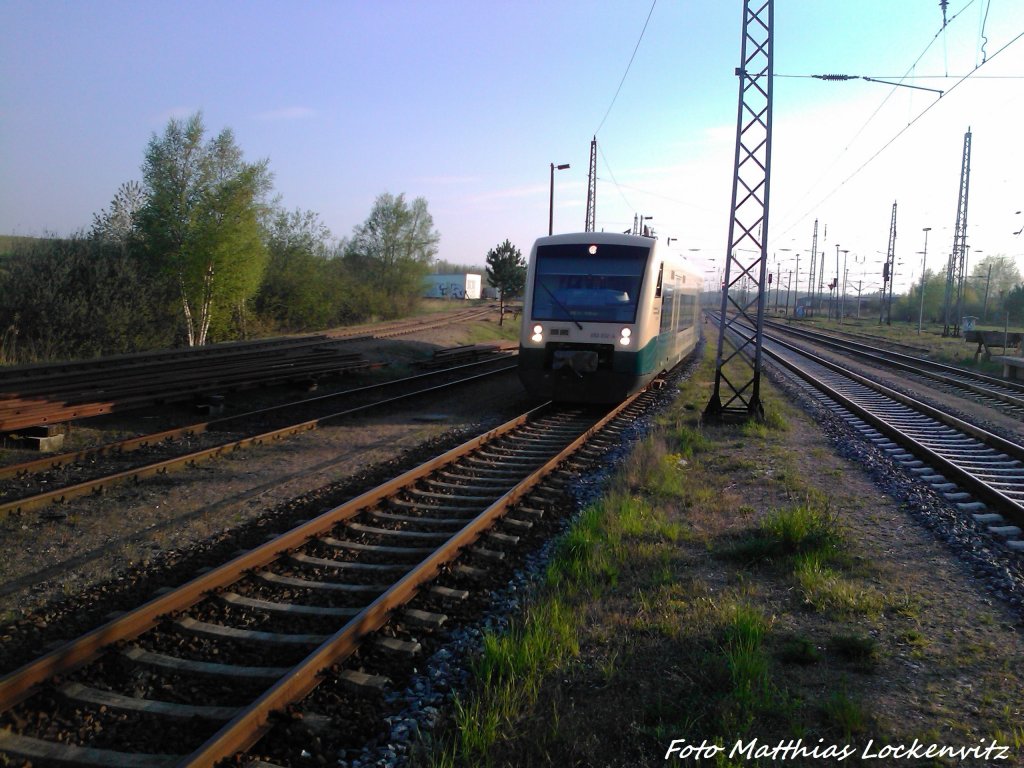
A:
[539, 282, 583, 330]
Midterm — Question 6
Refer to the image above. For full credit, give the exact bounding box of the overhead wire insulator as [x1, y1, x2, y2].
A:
[812, 74, 857, 81]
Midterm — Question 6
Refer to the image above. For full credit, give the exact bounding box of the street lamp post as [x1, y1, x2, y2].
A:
[794, 253, 800, 313]
[833, 244, 840, 321]
[840, 249, 849, 325]
[918, 227, 931, 334]
[982, 256, 1005, 322]
[548, 162, 570, 236]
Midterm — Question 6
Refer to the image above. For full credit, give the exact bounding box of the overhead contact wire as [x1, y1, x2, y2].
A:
[775, 27, 1024, 242]
[593, 0, 657, 137]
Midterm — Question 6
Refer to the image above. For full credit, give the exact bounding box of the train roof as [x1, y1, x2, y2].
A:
[533, 232, 702, 280]
[532, 231, 654, 248]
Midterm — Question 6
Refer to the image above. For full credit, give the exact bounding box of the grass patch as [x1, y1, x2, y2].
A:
[778, 634, 822, 665]
[547, 504, 618, 591]
[465, 318, 521, 344]
[725, 501, 844, 567]
[822, 688, 870, 738]
[720, 602, 774, 726]
[741, 402, 789, 437]
[795, 556, 886, 618]
[830, 633, 881, 668]
[444, 599, 580, 766]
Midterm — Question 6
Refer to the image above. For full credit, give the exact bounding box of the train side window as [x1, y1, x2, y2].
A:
[655, 262, 664, 298]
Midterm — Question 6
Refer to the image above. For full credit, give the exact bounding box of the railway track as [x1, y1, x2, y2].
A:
[725, 321, 1024, 544]
[0, 388, 654, 767]
[763, 319, 1024, 419]
[0, 354, 518, 520]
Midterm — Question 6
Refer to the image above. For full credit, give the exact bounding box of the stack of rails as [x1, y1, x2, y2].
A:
[415, 341, 518, 369]
[0, 335, 371, 432]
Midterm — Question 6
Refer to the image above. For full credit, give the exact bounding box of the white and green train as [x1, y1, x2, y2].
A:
[518, 232, 702, 403]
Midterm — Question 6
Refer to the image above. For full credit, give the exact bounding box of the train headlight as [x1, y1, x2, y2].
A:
[531, 324, 544, 343]
[619, 327, 632, 346]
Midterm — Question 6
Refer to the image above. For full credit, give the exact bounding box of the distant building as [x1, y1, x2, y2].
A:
[424, 273, 482, 300]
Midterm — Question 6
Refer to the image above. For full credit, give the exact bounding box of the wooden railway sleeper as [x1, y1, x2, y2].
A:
[424, 478, 517, 494]
[387, 498, 485, 516]
[175, 617, 330, 646]
[404, 487, 497, 505]
[256, 571, 390, 593]
[370, 510, 469, 529]
[440, 466, 527, 480]
[288, 553, 410, 574]
[123, 646, 291, 682]
[345, 522, 451, 541]
[319, 537, 434, 557]
[59, 681, 238, 722]
[472, 450, 546, 464]
[218, 592, 360, 619]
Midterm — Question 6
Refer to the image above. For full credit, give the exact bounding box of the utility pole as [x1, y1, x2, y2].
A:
[773, 258, 780, 311]
[982, 261, 996, 322]
[585, 136, 597, 233]
[706, 0, 774, 423]
[918, 226, 931, 334]
[794, 252, 800, 313]
[833, 243, 840, 321]
[840, 249, 849, 325]
[808, 220, 818, 315]
[818, 224, 827, 312]
[943, 129, 972, 337]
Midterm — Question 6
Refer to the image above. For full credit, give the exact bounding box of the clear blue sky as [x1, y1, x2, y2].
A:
[2, 1, 1022, 294]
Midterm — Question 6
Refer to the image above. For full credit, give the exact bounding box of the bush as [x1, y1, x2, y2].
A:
[0, 235, 175, 362]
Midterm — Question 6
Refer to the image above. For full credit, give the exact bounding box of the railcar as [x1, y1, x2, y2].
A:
[518, 232, 702, 403]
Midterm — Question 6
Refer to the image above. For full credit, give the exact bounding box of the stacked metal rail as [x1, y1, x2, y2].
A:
[0, 335, 369, 432]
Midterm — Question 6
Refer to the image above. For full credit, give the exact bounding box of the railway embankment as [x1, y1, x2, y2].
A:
[424, 342, 1024, 767]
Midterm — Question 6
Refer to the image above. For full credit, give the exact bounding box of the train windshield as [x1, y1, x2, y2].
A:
[531, 243, 650, 323]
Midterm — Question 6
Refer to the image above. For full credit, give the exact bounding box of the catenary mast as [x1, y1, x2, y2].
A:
[585, 137, 597, 233]
[705, 0, 774, 422]
[943, 129, 972, 337]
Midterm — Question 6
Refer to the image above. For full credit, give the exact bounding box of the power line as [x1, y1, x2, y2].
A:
[774, 72, 1023, 78]
[842, 32, 1022, 186]
[594, 0, 657, 136]
[773, 0, 1003, 238]
[774, 28, 1024, 242]
[596, 142, 635, 211]
[978, 0, 992, 64]
[783, 0, 982, 218]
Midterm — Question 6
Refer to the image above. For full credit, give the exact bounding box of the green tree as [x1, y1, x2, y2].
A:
[138, 112, 272, 345]
[90, 180, 146, 249]
[896, 270, 947, 325]
[1004, 284, 1024, 325]
[345, 193, 439, 317]
[485, 238, 526, 324]
[968, 254, 1021, 321]
[256, 209, 349, 330]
